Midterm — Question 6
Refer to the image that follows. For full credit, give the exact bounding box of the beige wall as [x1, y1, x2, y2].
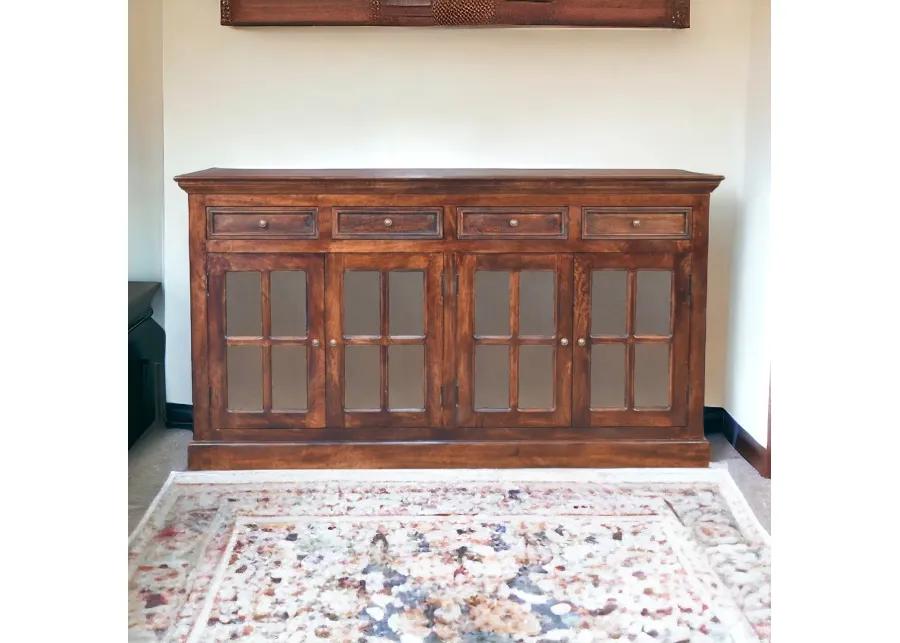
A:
[162, 0, 762, 411]
[725, 0, 770, 446]
[129, 0, 164, 286]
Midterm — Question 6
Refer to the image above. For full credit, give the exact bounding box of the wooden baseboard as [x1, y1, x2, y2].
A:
[704, 406, 770, 479]
[188, 439, 711, 470]
[734, 428, 770, 478]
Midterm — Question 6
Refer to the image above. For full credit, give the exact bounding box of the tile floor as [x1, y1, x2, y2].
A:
[128, 424, 770, 535]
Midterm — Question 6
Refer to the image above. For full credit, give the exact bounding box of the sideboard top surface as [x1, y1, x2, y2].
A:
[175, 168, 724, 195]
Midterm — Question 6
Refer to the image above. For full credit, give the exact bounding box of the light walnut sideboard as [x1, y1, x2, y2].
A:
[175, 169, 723, 469]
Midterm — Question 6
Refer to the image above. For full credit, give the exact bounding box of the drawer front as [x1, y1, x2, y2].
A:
[333, 207, 443, 239]
[207, 207, 318, 239]
[582, 207, 691, 239]
[457, 207, 568, 239]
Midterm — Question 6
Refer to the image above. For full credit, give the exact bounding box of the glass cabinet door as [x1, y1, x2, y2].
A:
[207, 254, 326, 430]
[573, 253, 690, 427]
[325, 254, 443, 428]
[457, 254, 572, 427]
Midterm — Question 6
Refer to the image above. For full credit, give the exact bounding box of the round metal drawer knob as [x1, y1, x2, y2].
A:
[577, 338, 587, 347]
[559, 337, 569, 346]
[631, 219, 641, 228]
[384, 218, 393, 227]
[328, 339, 338, 347]
[509, 218, 520, 228]
[257, 219, 269, 229]
[310, 339, 320, 348]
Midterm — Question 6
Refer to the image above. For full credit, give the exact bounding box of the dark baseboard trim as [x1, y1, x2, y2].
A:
[703, 406, 727, 436]
[734, 425, 770, 479]
[704, 405, 770, 479]
[165, 403, 194, 431]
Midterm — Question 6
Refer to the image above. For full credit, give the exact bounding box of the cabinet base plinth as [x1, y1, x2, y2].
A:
[188, 439, 710, 470]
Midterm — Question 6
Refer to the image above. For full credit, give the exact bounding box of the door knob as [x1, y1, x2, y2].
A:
[577, 338, 587, 347]
[559, 337, 569, 346]
[508, 218, 519, 228]
[383, 218, 393, 227]
[257, 219, 269, 229]
[310, 339, 320, 348]
[328, 339, 338, 347]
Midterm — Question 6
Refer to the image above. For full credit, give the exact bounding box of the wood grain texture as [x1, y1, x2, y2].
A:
[687, 195, 710, 438]
[324, 253, 443, 429]
[178, 168, 722, 469]
[583, 207, 690, 240]
[208, 207, 318, 239]
[457, 207, 567, 240]
[571, 253, 690, 428]
[188, 194, 212, 440]
[333, 207, 443, 239]
[175, 169, 723, 195]
[207, 254, 326, 429]
[220, 0, 690, 28]
[189, 439, 711, 469]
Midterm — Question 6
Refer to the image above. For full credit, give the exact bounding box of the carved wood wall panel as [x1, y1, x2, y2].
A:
[220, 0, 690, 28]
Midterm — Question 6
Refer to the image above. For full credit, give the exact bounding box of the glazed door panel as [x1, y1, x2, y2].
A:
[208, 254, 326, 429]
[573, 253, 691, 427]
[457, 254, 573, 428]
[325, 254, 444, 428]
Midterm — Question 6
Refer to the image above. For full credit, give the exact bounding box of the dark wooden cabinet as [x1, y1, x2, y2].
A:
[176, 168, 722, 469]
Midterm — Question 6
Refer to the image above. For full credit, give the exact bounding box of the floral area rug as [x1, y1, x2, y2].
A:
[128, 468, 770, 642]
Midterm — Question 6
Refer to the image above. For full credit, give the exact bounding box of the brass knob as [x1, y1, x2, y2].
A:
[257, 219, 269, 229]
[310, 339, 320, 348]
[559, 337, 569, 346]
[384, 218, 393, 227]
[509, 218, 519, 228]
[631, 219, 641, 228]
[328, 339, 338, 347]
[577, 338, 587, 347]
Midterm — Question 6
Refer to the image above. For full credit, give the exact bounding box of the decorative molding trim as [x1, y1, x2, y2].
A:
[704, 406, 770, 479]
[220, 0, 233, 25]
[165, 402, 770, 472]
[163, 403, 765, 470]
[670, 0, 690, 28]
[165, 403, 194, 431]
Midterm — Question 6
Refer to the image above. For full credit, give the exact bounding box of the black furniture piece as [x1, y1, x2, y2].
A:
[129, 282, 165, 447]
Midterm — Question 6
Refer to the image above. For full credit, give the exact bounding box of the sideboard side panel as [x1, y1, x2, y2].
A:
[688, 195, 710, 438]
[188, 193, 213, 440]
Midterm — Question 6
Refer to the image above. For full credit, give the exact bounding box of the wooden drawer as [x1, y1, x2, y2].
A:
[457, 207, 568, 239]
[207, 207, 318, 239]
[333, 207, 443, 239]
[582, 207, 691, 239]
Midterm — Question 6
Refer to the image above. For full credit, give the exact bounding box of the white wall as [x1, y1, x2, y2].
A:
[162, 0, 760, 410]
[129, 0, 164, 287]
[725, 0, 770, 446]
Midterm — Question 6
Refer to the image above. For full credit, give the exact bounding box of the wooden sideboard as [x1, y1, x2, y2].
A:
[175, 169, 723, 470]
